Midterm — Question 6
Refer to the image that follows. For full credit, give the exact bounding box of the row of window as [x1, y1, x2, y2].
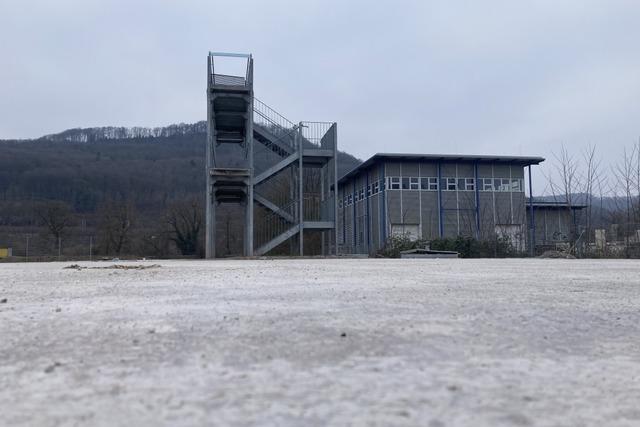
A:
[387, 177, 523, 192]
[342, 180, 385, 207]
[339, 177, 524, 208]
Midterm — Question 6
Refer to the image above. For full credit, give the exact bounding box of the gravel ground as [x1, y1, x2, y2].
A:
[1, 258, 639, 427]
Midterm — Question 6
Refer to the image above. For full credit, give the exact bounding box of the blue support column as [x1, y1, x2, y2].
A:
[474, 162, 481, 239]
[365, 171, 370, 253]
[352, 180, 357, 252]
[528, 165, 535, 256]
[381, 168, 387, 245]
[342, 191, 346, 247]
[437, 162, 444, 238]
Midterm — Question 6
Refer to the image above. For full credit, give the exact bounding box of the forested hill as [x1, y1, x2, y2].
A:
[0, 124, 362, 214]
[38, 122, 208, 143]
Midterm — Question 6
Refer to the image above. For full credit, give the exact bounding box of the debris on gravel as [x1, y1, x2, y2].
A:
[538, 250, 576, 259]
[64, 264, 162, 270]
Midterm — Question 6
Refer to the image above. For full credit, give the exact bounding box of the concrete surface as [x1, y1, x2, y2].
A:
[1, 258, 639, 426]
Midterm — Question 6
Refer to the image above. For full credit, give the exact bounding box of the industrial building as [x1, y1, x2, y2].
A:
[337, 153, 545, 255]
[205, 51, 550, 258]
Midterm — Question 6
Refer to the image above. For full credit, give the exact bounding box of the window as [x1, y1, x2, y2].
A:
[483, 178, 493, 191]
[359, 188, 365, 200]
[347, 194, 353, 205]
[410, 177, 419, 190]
[401, 177, 410, 190]
[447, 178, 457, 191]
[339, 199, 343, 209]
[511, 179, 522, 192]
[465, 178, 475, 191]
[429, 177, 438, 191]
[373, 181, 379, 194]
[494, 178, 509, 191]
[367, 185, 371, 197]
[420, 177, 439, 190]
[389, 177, 400, 190]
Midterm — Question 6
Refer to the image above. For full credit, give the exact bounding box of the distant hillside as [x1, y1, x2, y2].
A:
[0, 123, 362, 216]
[38, 122, 208, 143]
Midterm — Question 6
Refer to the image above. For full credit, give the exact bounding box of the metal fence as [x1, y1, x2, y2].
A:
[0, 233, 98, 262]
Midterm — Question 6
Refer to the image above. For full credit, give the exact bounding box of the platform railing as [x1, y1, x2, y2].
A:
[208, 52, 253, 88]
[303, 194, 336, 222]
[212, 74, 246, 86]
[301, 122, 336, 150]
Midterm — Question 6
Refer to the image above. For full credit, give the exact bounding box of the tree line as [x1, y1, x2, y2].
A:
[542, 141, 640, 256]
[0, 133, 361, 259]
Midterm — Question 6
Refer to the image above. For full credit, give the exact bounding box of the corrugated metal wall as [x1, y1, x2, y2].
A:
[338, 160, 530, 254]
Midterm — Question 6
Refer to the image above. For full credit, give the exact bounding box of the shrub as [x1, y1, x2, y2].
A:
[378, 234, 521, 258]
[430, 235, 519, 258]
[378, 234, 428, 258]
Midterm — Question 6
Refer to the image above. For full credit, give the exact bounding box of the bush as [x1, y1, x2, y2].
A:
[377, 234, 428, 258]
[378, 234, 521, 258]
[430, 235, 520, 258]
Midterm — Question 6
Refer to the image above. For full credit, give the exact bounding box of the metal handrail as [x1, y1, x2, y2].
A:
[253, 98, 298, 150]
[253, 98, 295, 128]
[255, 198, 299, 249]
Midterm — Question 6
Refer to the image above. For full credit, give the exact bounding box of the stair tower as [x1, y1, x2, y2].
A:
[206, 52, 338, 258]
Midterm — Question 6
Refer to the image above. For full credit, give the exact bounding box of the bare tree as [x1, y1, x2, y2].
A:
[581, 145, 601, 249]
[138, 220, 171, 258]
[612, 144, 639, 257]
[545, 145, 581, 245]
[34, 201, 73, 242]
[630, 142, 639, 226]
[167, 198, 203, 256]
[99, 199, 135, 256]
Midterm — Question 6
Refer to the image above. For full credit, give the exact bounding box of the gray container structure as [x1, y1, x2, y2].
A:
[206, 52, 338, 258]
[337, 153, 545, 255]
[526, 200, 586, 248]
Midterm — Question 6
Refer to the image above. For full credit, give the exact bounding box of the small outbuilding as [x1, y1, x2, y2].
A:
[525, 199, 586, 250]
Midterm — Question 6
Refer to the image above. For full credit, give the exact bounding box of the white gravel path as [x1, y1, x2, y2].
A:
[1, 258, 639, 427]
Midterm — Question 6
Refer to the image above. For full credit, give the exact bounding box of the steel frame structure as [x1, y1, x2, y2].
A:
[206, 52, 338, 258]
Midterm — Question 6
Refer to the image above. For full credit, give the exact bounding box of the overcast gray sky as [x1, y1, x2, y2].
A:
[1, 0, 639, 173]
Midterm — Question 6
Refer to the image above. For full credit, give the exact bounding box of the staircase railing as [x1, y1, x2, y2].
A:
[253, 98, 298, 149]
[254, 198, 299, 251]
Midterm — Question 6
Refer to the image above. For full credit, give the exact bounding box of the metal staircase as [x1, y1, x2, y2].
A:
[206, 52, 338, 258]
